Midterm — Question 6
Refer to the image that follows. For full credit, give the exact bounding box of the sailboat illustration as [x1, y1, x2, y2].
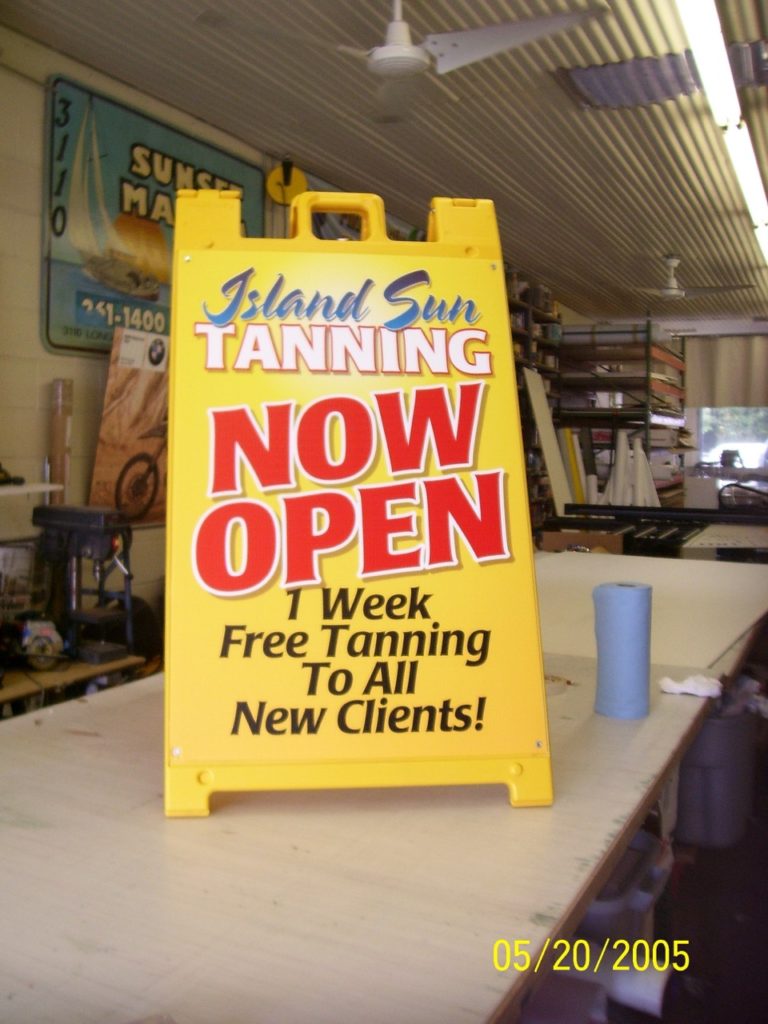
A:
[67, 101, 164, 299]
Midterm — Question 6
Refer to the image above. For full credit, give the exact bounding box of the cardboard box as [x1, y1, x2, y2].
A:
[538, 529, 624, 554]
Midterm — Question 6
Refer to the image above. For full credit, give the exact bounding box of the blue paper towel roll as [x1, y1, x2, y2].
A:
[593, 582, 652, 719]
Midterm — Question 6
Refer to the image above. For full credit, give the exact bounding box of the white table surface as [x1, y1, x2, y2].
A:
[0, 553, 762, 1024]
[0, 659, 708, 1024]
[535, 551, 768, 672]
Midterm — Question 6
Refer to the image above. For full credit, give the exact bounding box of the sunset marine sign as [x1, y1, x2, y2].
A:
[164, 190, 552, 816]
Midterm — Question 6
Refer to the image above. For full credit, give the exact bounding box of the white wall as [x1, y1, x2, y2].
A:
[0, 28, 276, 619]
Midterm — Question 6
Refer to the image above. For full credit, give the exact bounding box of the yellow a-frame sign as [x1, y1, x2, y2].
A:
[164, 190, 552, 816]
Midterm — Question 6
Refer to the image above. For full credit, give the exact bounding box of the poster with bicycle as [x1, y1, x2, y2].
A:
[89, 327, 168, 523]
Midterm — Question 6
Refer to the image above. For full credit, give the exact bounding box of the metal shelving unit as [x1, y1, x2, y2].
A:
[556, 321, 686, 504]
[509, 288, 562, 528]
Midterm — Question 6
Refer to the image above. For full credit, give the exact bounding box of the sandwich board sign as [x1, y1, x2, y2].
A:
[164, 190, 552, 816]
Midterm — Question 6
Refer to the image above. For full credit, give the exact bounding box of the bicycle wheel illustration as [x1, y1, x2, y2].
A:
[115, 453, 160, 520]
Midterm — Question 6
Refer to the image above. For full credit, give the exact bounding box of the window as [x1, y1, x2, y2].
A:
[698, 407, 768, 468]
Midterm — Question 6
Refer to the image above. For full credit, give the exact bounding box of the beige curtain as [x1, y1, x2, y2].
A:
[686, 335, 768, 408]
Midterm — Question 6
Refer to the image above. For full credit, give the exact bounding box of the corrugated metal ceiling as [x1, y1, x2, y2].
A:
[1, 0, 767, 326]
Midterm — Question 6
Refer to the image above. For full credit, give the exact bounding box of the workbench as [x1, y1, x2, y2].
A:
[0, 655, 145, 710]
[0, 554, 765, 1024]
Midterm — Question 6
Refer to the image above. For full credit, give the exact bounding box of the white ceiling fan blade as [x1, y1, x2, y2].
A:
[337, 44, 372, 62]
[644, 284, 754, 299]
[642, 254, 754, 298]
[682, 284, 755, 296]
[423, 11, 599, 75]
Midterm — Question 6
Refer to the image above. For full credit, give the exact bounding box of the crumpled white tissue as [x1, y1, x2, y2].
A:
[658, 674, 722, 697]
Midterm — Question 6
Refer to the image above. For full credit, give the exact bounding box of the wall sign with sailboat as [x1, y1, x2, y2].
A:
[44, 77, 264, 354]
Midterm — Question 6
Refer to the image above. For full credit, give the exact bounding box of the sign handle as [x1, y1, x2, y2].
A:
[289, 191, 389, 242]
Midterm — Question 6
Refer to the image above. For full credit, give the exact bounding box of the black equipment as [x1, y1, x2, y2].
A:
[32, 505, 134, 662]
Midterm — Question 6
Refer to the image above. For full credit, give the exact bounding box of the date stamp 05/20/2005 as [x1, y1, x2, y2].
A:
[492, 938, 691, 975]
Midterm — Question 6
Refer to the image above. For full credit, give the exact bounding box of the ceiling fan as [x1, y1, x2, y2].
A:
[645, 254, 754, 300]
[338, 0, 601, 82]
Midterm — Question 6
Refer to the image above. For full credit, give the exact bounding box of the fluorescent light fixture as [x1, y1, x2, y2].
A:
[675, 0, 768, 262]
[755, 224, 768, 264]
[675, 0, 740, 127]
[723, 123, 768, 228]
